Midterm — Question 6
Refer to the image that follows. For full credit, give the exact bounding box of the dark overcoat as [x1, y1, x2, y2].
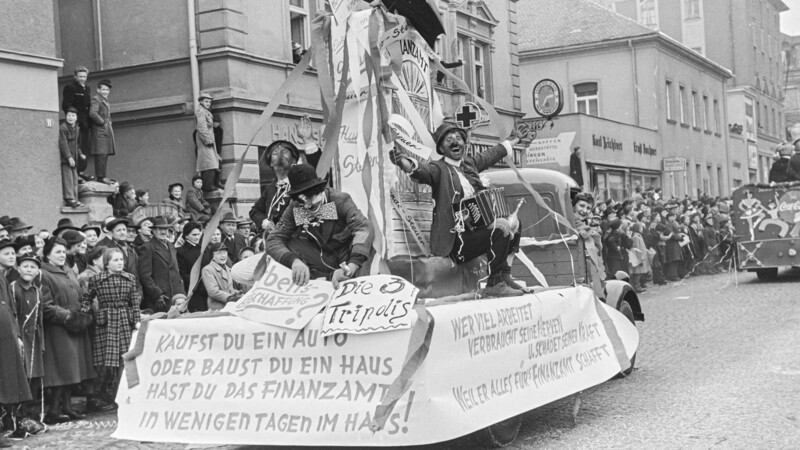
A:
[0, 272, 32, 403]
[62, 81, 92, 129]
[89, 94, 116, 155]
[12, 280, 45, 379]
[138, 239, 185, 311]
[40, 262, 96, 387]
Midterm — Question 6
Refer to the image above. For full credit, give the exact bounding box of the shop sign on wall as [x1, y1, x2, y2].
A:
[592, 134, 623, 151]
[663, 157, 687, 172]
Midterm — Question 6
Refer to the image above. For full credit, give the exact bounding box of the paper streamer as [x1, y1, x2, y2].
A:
[592, 298, 633, 374]
[514, 250, 549, 288]
[370, 306, 434, 431]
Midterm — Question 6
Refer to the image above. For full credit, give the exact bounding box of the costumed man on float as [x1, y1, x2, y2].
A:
[390, 122, 528, 296]
[265, 164, 373, 289]
[249, 115, 321, 234]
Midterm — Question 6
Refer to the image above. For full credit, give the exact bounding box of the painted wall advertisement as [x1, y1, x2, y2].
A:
[525, 132, 576, 167]
[113, 287, 637, 446]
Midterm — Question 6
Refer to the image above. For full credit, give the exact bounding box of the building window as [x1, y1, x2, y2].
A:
[745, 97, 755, 137]
[473, 43, 486, 99]
[685, 0, 701, 19]
[665, 80, 673, 120]
[691, 90, 699, 127]
[713, 98, 720, 133]
[679, 85, 687, 124]
[574, 82, 599, 116]
[771, 107, 776, 136]
[639, 0, 658, 28]
[289, 0, 311, 59]
[756, 100, 761, 129]
[702, 94, 710, 130]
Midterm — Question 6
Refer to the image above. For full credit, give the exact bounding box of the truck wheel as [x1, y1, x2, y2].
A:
[617, 300, 636, 377]
[473, 415, 523, 448]
[756, 268, 778, 281]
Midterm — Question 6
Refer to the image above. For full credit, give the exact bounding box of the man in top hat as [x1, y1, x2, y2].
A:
[266, 164, 373, 288]
[97, 217, 142, 297]
[89, 79, 115, 184]
[389, 122, 525, 296]
[137, 216, 185, 313]
[219, 212, 248, 264]
[249, 115, 320, 233]
[195, 92, 222, 192]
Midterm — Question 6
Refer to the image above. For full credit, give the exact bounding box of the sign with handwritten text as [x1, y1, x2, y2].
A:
[322, 275, 418, 337]
[226, 257, 334, 330]
[113, 286, 637, 446]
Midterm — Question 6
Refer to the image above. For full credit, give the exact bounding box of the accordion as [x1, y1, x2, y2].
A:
[452, 188, 510, 231]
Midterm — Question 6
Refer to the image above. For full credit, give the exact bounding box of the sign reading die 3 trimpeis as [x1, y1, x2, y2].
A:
[322, 275, 418, 337]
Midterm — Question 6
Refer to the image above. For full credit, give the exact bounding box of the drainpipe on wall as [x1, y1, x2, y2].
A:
[629, 39, 640, 127]
[92, 0, 104, 70]
[188, 0, 200, 112]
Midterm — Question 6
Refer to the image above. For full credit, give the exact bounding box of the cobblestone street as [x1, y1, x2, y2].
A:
[12, 269, 800, 449]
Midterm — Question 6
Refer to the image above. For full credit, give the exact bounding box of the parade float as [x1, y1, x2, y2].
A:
[113, 1, 642, 446]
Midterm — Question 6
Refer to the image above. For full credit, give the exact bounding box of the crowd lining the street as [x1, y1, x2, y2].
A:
[3, 64, 800, 449]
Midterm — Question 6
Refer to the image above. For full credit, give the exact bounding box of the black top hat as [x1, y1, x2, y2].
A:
[432, 122, 467, 155]
[287, 164, 327, 196]
[105, 217, 129, 232]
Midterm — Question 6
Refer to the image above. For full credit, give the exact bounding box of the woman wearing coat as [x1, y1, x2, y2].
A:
[89, 79, 115, 184]
[0, 240, 33, 443]
[195, 92, 221, 192]
[201, 242, 241, 311]
[176, 222, 208, 312]
[185, 175, 214, 223]
[82, 248, 141, 406]
[40, 237, 96, 424]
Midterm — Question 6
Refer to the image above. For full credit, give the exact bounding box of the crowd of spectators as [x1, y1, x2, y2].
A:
[573, 186, 738, 293]
[0, 209, 260, 444]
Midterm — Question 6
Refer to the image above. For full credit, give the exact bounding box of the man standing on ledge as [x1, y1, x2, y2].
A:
[390, 122, 525, 296]
[89, 79, 116, 184]
[265, 164, 373, 289]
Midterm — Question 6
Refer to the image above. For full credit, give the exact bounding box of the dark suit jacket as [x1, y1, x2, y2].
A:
[410, 143, 508, 257]
[266, 189, 373, 270]
[62, 81, 91, 129]
[137, 239, 185, 311]
[221, 233, 248, 264]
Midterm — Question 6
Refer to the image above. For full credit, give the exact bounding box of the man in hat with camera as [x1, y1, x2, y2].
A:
[195, 92, 222, 192]
[89, 79, 115, 184]
[389, 122, 525, 296]
[266, 164, 373, 288]
[137, 216, 185, 313]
